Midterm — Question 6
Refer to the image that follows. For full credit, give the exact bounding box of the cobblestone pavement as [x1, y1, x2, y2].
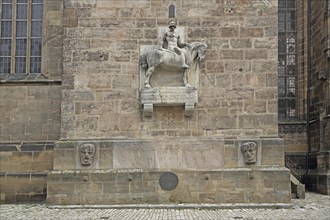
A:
[0, 192, 329, 220]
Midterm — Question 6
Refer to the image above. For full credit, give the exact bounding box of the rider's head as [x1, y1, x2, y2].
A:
[169, 21, 176, 31]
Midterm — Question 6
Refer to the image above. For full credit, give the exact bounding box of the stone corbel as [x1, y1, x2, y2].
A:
[143, 103, 153, 117]
[143, 102, 195, 117]
[184, 103, 195, 117]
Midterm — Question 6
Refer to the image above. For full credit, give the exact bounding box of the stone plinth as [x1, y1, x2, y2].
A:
[47, 168, 291, 205]
[140, 87, 198, 117]
[47, 137, 289, 205]
[52, 138, 284, 171]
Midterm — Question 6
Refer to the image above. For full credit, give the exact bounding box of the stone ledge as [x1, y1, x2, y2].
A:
[48, 167, 289, 174]
[0, 172, 48, 177]
[140, 87, 198, 117]
[47, 202, 292, 210]
[0, 142, 55, 152]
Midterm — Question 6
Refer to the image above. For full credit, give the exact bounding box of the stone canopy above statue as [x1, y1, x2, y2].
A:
[139, 21, 207, 117]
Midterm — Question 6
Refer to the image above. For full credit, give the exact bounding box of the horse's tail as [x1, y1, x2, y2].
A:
[140, 54, 148, 69]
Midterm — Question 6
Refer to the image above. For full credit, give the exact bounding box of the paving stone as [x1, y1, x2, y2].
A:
[0, 192, 329, 220]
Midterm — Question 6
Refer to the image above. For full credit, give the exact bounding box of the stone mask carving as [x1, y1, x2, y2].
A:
[241, 142, 257, 165]
[79, 143, 96, 166]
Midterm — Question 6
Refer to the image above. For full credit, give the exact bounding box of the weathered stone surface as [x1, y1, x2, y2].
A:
[1, 0, 291, 205]
[0, 86, 61, 143]
[47, 168, 291, 205]
[140, 87, 198, 105]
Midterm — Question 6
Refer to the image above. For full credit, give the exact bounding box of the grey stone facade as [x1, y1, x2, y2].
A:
[44, 0, 291, 205]
[6, 0, 330, 204]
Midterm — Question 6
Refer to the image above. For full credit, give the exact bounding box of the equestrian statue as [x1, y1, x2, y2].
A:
[140, 21, 207, 88]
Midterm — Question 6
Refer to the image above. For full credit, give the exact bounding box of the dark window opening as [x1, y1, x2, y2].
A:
[169, 4, 175, 18]
[278, 0, 297, 120]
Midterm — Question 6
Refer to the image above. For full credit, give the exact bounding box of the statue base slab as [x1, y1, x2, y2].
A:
[140, 87, 198, 117]
[47, 168, 291, 205]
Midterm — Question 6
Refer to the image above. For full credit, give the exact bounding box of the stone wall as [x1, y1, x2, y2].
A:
[0, 84, 60, 203]
[47, 168, 291, 205]
[0, 0, 63, 203]
[0, 0, 293, 204]
[279, 123, 308, 153]
[309, 0, 329, 152]
[296, 0, 308, 121]
[46, 0, 291, 205]
[0, 143, 54, 203]
[307, 0, 330, 195]
[0, 85, 61, 142]
[60, 0, 279, 139]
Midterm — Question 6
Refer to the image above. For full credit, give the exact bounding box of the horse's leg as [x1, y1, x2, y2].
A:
[144, 66, 155, 88]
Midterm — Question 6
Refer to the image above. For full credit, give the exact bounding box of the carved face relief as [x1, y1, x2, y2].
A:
[79, 143, 96, 166]
[241, 142, 257, 165]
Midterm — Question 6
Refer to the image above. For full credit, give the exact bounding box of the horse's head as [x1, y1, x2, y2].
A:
[196, 43, 207, 61]
[188, 42, 207, 61]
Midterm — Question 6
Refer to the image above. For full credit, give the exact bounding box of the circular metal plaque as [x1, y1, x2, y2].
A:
[159, 172, 179, 191]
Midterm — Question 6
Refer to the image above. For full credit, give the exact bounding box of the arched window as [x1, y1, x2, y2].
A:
[169, 4, 175, 18]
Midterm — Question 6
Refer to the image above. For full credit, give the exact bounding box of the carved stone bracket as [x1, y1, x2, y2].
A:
[140, 87, 197, 117]
[184, 102, 195, 117]
[279, 124, 306, 134]
[143, 103, 154, 117]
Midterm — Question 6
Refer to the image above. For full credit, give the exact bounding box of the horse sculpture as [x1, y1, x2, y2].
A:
[140, 42, 207, 88]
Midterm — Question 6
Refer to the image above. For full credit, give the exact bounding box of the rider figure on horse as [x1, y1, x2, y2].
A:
[162, 21, 189, 69]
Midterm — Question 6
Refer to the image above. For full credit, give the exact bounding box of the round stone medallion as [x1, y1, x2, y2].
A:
[159, 172, 179, 191]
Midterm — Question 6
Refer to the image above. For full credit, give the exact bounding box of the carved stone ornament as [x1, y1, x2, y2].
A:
[79, 143, 96, 166]
[278, 124, 306, 134]
[241, 141, 258, 165]
[139, 21, 207, 117]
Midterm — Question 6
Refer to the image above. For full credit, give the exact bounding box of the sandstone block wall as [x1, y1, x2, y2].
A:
[1, 0, 294, 204]
[0, 84, 60, 203]
[0, 0, 63, 203]
[309, 0, 329, 153]
[47, 168, 291, 205]
[0, 143, 54, 203]
[279, 123, 308, 153]
[307, 0, 330, 195]
[60, 0, 279, 140]
[0, 85, 61, 142]
[47, 0, 290, 205]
